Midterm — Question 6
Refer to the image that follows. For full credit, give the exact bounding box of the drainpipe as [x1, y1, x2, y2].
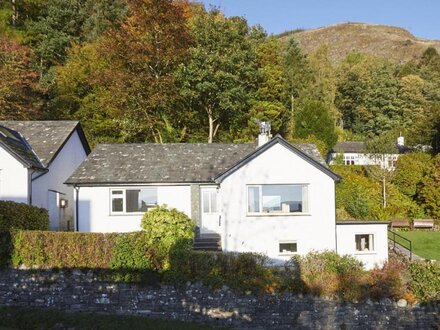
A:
[74, 185, 80, 232]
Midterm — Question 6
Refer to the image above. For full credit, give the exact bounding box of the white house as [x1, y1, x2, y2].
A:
[327, 137, 410, 170]
[0, 121, 90, 230]
[66, 129, 388, 269]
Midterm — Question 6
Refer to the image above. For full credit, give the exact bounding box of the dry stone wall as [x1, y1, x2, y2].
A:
[0, 268, 438, 329]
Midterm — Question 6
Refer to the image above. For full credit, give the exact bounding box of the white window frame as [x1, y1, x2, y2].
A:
[110, 187, 158, 215]
[278, 240, 298, 256]
[201, 188, 218, 214]
[246, 184, 309, 216]
[354, 233, 375, 254]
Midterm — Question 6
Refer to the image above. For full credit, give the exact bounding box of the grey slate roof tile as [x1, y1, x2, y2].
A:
[0, 125, 44, 169]
[332, 141, 366, 154]
[66, 141, 327, 184]
[0, 121, 80, 167]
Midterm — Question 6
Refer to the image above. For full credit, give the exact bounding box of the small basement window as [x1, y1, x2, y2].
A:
[279, 241, 297, 255]
[355, 234, 374, 252]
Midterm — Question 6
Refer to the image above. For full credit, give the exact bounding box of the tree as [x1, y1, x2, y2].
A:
[0, 38, 43, 120]
[418, 155, 440, 219]
[52, 0, 191, 144]
[282, 37, 311, 138]
[242, 36, 288, 140]
[393, 153, 432, 199]
[175, 9, 259, 143]
[294, 100, 337, 152]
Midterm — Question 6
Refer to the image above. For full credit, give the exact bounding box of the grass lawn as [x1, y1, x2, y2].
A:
[0, 307, 212, 330]
[392, 231, 440, 260]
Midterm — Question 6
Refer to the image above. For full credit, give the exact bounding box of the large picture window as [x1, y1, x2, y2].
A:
[110, 188, 157, 214]
[247, 184, 308, 214]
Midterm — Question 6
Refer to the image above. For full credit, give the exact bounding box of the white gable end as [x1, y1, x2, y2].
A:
[0, 144, 30, 204]
[218, 142, 336, 261]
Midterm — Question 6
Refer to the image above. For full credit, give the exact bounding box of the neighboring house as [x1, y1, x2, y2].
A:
[328, 136, 410, 170]
[66, 130, 388, 269]
[0, 121, 90, 230]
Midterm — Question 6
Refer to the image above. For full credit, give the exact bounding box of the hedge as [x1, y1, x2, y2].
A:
[11, 230, 118, 268]
[0, 201, 49, 231]
[408, 262, 440, 302]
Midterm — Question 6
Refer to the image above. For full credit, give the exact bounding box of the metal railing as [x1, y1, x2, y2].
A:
[388, 230, 412, 260]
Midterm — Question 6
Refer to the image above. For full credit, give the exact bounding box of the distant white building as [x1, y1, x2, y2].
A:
[328, 136, 410, 170]
[0, 121, 90, 230]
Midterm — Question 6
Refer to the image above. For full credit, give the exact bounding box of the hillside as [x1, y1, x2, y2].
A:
[280, 22, 440, 64]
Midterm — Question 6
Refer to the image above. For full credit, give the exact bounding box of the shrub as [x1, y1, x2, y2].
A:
[175, 251, 275, 293]
[367, 258, 407, 300]
[11, 230, 118, 268]
[0, 201, 49, 231]
[141, 205, 194, 270]
[408, 261, 440, 302]
[291, 251, 365, 298]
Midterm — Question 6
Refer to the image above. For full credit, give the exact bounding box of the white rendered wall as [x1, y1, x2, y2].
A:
[76, 185, 191, 232]
[219, 143, 337, 263]
[336, 223, 389, 270]
[0, 146, 30, 204]
[32, 130, 88, 230]
[329, 152, 399, 169]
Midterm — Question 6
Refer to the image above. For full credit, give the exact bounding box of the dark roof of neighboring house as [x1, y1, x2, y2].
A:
[0, 121, 90, 168]
[0, 125, 45, 169]
[332, 141, 366, 154]
[66, 136, 339, 185]
[331, 141, 412, 155]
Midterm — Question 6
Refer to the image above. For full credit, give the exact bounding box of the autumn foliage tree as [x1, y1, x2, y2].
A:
[52, 0, 191, 144]
[0, 38, 43, 120]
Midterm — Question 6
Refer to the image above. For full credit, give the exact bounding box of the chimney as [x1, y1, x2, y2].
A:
[256, 120, 272, 147]
[397, 134, 404, 147]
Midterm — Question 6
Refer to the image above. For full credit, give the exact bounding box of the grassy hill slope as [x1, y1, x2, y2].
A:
[279, 22, 440, 63]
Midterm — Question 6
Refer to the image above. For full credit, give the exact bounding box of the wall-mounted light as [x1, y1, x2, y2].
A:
[59, 199, 68, 208]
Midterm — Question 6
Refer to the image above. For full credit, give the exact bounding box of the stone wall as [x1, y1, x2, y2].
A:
[0, 268, 438, 329]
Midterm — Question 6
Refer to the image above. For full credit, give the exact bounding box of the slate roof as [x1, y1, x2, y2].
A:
[0, 121, 90, 167]
[66, 137, 333, 185]
[331, 141, 411, 155]
[0, 125, 44, 169]
[332, 141, 366, 154]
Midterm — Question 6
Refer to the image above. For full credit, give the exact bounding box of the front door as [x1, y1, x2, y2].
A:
[200, 187, 220, 234]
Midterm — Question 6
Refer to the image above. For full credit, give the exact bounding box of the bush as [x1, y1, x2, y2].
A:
[408, 262, 440, 302]
[11, 230, 117, 268]
[368, 258, 407, 300]
[291, 251, 365, 299]
[174, 251, 275, 293]
[0, 201, 49, 231]
[141, 205, 194, 270]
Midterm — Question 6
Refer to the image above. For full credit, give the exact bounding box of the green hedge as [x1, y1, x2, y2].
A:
[408, 262, 440, 302]
[0, 201, 49, 231]
[11, 230, 118, 268]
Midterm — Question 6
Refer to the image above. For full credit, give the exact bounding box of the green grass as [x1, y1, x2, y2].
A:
[391, 231, 440, 260]
[0, 307, 212, 330]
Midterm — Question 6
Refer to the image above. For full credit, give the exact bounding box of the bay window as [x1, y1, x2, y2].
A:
[247, 184, 308, 214]
[110, 188, 157, 214]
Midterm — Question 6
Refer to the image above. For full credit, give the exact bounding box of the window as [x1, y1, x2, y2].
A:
[279, 241, 297, 255]
[202, 189, 217, 213]
[247, 184, 308, 214]
[110, 188, 157, 214]
[355, 234, 374, 252]
[343, 155, 356, 165]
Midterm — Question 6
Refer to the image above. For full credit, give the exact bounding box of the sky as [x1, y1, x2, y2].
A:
[199, 0, 440, 40]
